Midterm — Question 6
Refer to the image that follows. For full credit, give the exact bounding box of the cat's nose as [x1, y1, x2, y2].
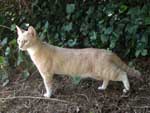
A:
[20, 44, 23, 48]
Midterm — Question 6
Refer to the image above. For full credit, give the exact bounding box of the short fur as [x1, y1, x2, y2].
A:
[16, 26, 141, 97]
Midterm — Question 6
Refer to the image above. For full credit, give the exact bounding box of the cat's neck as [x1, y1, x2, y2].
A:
[27, 39, 42, 56]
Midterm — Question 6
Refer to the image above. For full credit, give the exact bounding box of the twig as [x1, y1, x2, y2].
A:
[0, 96, 76, 104]
[75, 93, 89, 102]
[131, 106, 150, 109]
[0, 25, 14, 31]
[30, 70, 39, 76]
[129, 96, 150, 101]
[0, 90, 16, 94]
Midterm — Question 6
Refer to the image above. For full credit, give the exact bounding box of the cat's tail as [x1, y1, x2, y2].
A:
[126, 67, 142, 80]
[111, 54, 142, 81]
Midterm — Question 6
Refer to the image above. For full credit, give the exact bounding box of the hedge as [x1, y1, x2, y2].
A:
[0, 0, 150, 68]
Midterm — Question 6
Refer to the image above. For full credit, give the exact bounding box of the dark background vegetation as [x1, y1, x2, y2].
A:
[0, 0, 150, 113]
[1, 0, 149, 82]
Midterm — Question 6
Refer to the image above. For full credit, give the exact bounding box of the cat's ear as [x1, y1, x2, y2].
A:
[16, 25, 23, 36]
[28, 26, 36, 37]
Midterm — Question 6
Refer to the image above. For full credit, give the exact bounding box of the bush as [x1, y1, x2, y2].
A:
[0, 0, 150, 68]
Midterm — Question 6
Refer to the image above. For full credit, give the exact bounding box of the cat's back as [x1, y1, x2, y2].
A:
[42, 42, 118, 63]
[55, 46, 112, 55]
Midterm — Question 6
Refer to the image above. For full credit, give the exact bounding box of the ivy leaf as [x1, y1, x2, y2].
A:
[135, 49, 141, 57]
[43, 21, 49, 33]
[0, 56, 5, 64]
[11, 24, 16, 31]
[17, 51, 24, 65]
[104, 27, 113, 35]
[90, 31, 97, 40]
[110, 40, 116, 49]
[144, 17, 150, 25]
[66, 4, 75, 14]
[101, 34, 108, 43]
[126, 24, 138, 34]
[22, 70, 30, 80]
[67, 39, 77, 47]
[44, 21, 49, 30]
[0, 16, 5, 24]
[119, 5, 128, 13]
[1, 38, 8, 46]
[141, 49, 147, 56]
[127, 7, 140, 15]
[64, 22, 72, 32]
[86, 7, 94, 16]
[5, 47, 11, 56]
[2, 79, 9, 87]
[98, 20, 104, 24]
[109, 35, 117, 49]
[9, 39, 17, 46]
[71, 76, 81, 85]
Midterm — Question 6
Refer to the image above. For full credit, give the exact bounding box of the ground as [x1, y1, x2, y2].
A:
[0, 58, 150, 113]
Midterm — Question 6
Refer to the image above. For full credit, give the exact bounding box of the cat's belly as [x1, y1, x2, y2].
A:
[55, 67, 103, 80]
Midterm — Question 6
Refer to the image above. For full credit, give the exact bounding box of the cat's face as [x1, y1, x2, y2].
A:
[16, 26, 37, 51]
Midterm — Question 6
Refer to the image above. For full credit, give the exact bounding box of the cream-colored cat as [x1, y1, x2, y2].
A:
[16, 26, 141, 97]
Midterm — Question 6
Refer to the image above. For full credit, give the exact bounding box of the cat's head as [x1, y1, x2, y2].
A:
[16, 26, 37, 51]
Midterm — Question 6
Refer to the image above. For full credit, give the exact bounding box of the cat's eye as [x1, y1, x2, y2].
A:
[24, 40, 27, 43]
[17, 39, 20, 43]
[17, 40, 28, 44]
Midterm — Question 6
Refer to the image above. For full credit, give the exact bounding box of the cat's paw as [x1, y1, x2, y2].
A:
[98, 86, 105, 90]
[123, 89, 129, 93]
[43, 92, 51, 98]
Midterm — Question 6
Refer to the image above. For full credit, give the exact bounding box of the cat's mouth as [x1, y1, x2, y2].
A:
[19, 43, 27, 51]
[19, 46, 26, 51]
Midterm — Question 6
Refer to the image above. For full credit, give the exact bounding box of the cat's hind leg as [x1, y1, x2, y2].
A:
[98, 80, 109, 90]
[117, 72, 130, 93]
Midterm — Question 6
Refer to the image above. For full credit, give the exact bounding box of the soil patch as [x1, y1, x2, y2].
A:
[0, 58, 150, 113]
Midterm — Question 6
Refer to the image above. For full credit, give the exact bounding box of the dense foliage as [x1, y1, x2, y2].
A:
[0, 0, 150, 82]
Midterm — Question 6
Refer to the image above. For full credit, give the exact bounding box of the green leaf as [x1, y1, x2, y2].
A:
[44, 21, 49, 31]
[5, 47, 11, 56]
[90, 31, 97, 40]
[64, 22, 72, 32]
[86, 7, 94, 16]
[135, 50, 141, 57]
[104, 27, 113, 35]
[71, 76, 81, 85]
[119, 5, 128, 13]
[1, 38, 8, 46]
[22, 70, 30, 80]
[17, 51, 24, 65]
[128, 61, 134, 67]
[67, 39, 77, 47]
[89, 112, 94, 113]
[0, 56, 5, 64]
[2, 79, 9, 87]
[9, 39, 17, 46]
[126, 24, 138, 34]
[101, 34, 108, 43]
[66, 4, 75, 14]
[141, 49, 147, 56]
[110, 40, 116, 49]
[127, 7, 140, 15]
[98, 20, 104, 24]
[112, 32, 119, 38]
[0, 16, 5, 24]
[11, 24, 16, 31]
[144, 17, 150, 25]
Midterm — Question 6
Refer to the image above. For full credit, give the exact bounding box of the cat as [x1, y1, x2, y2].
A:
[16, 25, 141, 97]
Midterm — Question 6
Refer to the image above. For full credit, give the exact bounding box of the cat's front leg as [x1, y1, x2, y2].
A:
[43, 79, 52, 98]
[41, 73, 53, 98]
